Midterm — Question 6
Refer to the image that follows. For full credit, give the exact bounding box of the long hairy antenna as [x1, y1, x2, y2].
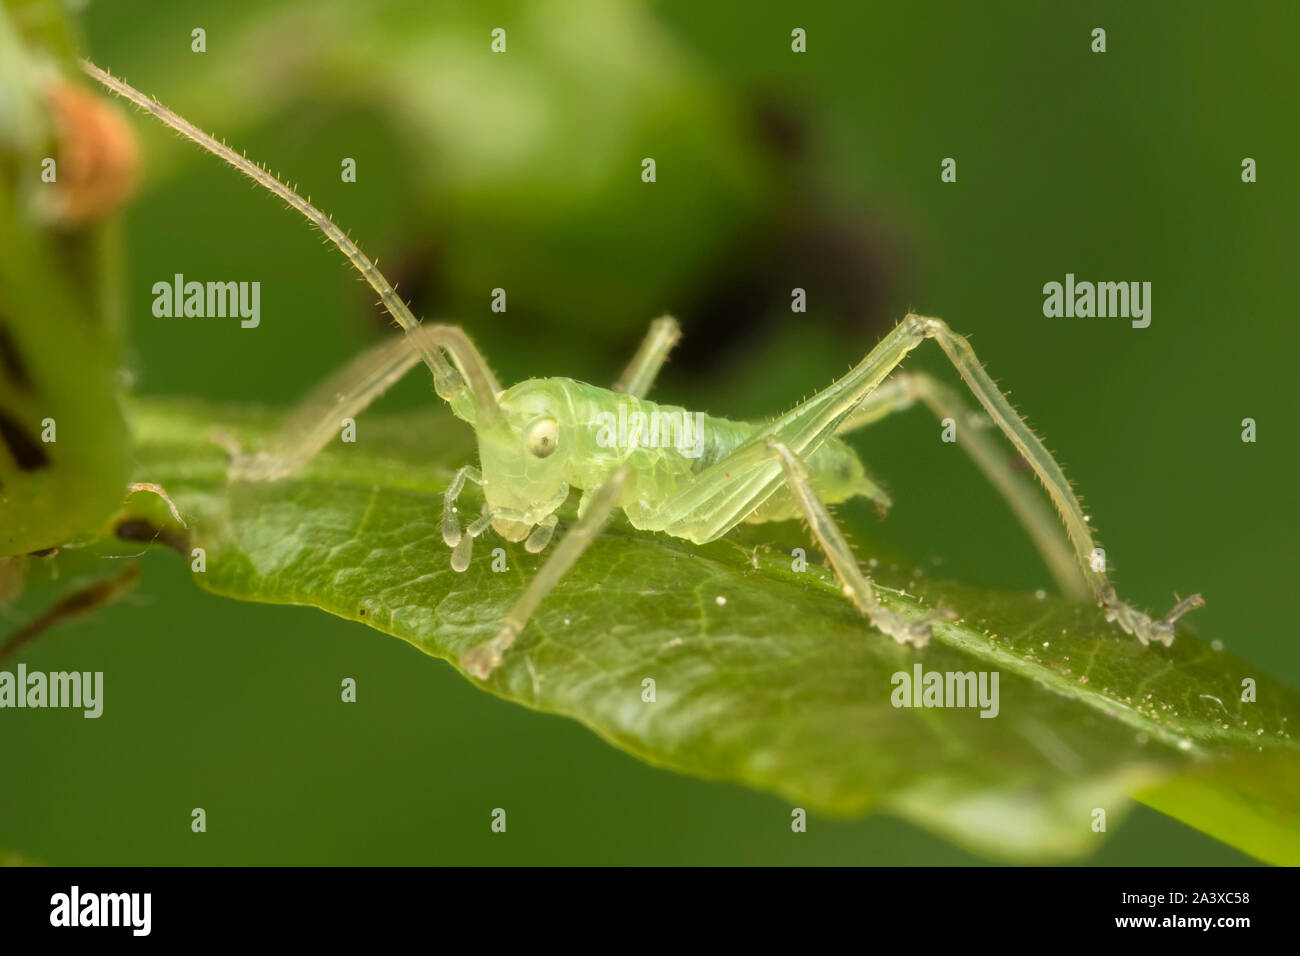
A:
[80, 59, 454, 383]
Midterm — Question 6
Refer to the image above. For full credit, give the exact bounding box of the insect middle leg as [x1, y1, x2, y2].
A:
[461, 464, 634, 679]
[768, 439, 948, 646]
[613, 315, 681, 398]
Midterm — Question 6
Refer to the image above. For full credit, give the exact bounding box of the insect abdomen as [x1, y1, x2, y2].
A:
[741, 432, 877, 524]
[540, 380, 880, 531]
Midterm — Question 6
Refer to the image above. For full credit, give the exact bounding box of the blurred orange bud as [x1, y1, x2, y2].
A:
[44, 81, 140, 224]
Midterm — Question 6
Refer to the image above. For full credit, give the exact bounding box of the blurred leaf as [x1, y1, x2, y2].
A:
[0, 845, 42, 866]
[104, 0, 777, 356]
[1136, 751, 1300, 866]
[123, 398, 1300, 863]
[0, 2, 140, 669]
[0, 1, 132, 556]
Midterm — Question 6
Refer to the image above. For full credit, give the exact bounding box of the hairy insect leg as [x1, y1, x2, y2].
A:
[651, 316, 935, 544]
[613, 315, 681, 398]
[835, 370, 1088, 601]
[905, 314, 1203, 645]
[653, 313, 1200, 646]
[461, 464, 634, 679]
[229, 325, 499, 481]
[769, 439, 948, 647]
[832, 375, 918, 432]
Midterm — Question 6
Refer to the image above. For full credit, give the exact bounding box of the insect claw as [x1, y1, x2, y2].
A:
[461, 624, 516, 679]
[868, 608, 930, 649]
[461, 645, 498, 680]
[1164, 592, 1206, 623]
[462, 642, 501, 681]
[1150, 593, 1205, 647]
[899, 623, 931, 649]
[1103, 591, 1203, 648]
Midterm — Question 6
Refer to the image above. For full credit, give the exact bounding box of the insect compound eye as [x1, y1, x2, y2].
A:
[525, 417, 559, 458]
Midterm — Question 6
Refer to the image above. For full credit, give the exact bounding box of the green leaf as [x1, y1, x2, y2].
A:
[0, 2, 131, 556]
[0, 846, 42, 866]
[126, 399, 1300, 863]
[109, 0, 775, 357]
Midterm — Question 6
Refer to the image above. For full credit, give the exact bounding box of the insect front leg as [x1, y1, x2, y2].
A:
[448, 504, 519, 572]
[227, 325, 498, 482]
[440, 466, 482, 549]
[768, 439, 950, 647]
[448, 504, 501, 572]
[445, 483, 569, 571]
[461, 464, 634, 679]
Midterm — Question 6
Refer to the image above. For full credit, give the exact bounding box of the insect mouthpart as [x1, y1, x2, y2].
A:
[492, 517, 534, 542]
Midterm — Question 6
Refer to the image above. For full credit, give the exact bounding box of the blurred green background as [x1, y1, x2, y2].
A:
[3, 0, 1297, 863]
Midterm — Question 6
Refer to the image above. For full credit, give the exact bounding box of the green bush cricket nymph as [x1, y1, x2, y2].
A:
[84, 61, 1204, 680]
